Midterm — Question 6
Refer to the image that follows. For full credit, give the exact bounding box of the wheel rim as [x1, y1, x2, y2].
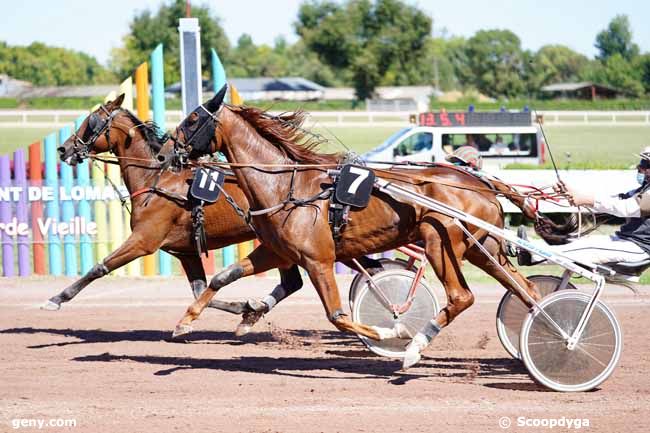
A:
[496, 275, 575, 360]
[353, 270, 439, 358]
[348, 258, 411, 307]
[520, 291, 622, 392]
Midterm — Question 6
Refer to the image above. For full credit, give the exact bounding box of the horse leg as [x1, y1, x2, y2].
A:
[403, 220, 473, 369]
[231, 255, 383, 336]
[172, 244, 289, 338]
[301, 259, 411, 341]
[177, 254, 208, 300]
[465, 235, 541, 306]
[42, 230, 162, 310]
[232, 264, 304, 336]
[179, 255, 303, 336]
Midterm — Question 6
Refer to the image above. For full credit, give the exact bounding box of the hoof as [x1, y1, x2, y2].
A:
[401, 347, 422, 370]
[40, 300, 61, 311]
[234, 323, 252, 337]
[172, 324, 193, 338]
[235, 310, 264, 337]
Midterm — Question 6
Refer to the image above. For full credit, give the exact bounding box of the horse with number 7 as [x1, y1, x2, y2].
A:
[171, 86, 557, 370]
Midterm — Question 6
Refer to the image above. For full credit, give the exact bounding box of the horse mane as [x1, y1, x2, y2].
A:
[122, 110, 167, 155]
[230, 105, 341, 165]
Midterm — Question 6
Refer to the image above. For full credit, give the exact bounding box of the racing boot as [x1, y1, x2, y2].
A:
[402, 319, 442, 370]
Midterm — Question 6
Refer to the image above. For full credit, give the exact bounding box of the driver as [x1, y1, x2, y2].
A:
[517, 146, 650, 266]
[445, 145, 482, 171]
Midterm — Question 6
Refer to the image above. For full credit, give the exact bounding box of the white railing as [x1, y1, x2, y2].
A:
[537, 110, 650, 126]
[0, 109, 649, 128]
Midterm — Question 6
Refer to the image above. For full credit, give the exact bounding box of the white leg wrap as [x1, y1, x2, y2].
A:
[402, 320, 441, 370]
[262, 295, 277, 311]
[371, 325, 397, 340]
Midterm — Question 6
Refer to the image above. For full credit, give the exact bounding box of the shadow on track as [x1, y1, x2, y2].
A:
[0, 326, 357, 349]
[1, 327, 538, 388]
[72, 352, 401, 380]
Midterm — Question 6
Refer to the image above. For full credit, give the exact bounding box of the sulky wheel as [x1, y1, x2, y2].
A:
[348, 258, 412, 308]
[496, 275, 576, 360]
[352, 269, 439, 358]
[520, 290, 622, 392]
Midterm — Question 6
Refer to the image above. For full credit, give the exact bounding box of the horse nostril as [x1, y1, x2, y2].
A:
[57, 146, 66, 155]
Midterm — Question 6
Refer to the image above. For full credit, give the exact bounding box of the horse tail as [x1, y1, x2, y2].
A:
[534, 212, 612, 245]
[489, 177, 538, 220]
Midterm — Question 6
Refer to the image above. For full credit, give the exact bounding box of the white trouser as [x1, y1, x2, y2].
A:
[533, 234, 649, 265]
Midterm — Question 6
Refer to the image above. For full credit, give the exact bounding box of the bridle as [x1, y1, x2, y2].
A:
[70, 105, 122, 162]
[171, 104, 224, 167]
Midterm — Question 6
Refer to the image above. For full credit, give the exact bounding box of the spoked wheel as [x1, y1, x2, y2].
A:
[496, 275, 577, 360]
[348, 258, 412, 308]
[352, 269, 439, 358]
[520, 290, 622, 392]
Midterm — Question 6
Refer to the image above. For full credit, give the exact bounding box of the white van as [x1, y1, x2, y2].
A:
[362, 111, 546, 169]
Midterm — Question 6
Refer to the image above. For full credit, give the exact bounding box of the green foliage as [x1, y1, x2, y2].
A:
[295, 0, 432, 99]
[595, 15, 640, 62]
[531, 45, 589, 90]
[26, 97, 105, 109]
[633, 53, 650, 95]
[583, 54, 645, 96]
[109, 0, 230, 83]
[0, 41, 114, 86]
[464, 30, 526, 98]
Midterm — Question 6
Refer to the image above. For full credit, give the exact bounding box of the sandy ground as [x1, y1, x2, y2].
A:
[0, 275, 649, 433]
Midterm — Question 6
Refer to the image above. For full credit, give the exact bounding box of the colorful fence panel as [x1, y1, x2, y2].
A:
[14, 149, 29, 276]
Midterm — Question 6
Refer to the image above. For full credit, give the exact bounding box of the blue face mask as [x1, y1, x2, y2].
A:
[637, 172, 646, 185]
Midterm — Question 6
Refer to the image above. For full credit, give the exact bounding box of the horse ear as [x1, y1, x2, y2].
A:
[109, 93, 126, 109]
[205, 84, 227, 113]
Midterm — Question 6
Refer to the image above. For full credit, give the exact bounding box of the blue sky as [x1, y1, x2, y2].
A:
[1, 0, 648, 66]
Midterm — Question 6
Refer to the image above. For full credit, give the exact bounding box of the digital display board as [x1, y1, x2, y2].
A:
[418, 112, 531, 127]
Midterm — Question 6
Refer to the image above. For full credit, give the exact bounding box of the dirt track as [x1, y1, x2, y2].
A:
[1, 275, 649, 433]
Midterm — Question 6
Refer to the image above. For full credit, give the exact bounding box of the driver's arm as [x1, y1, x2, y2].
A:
[558, 183, 642, 218]
[592, 193, 641, 218]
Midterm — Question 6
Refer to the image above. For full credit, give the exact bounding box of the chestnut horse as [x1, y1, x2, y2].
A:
[49, 95, 383, 335]
[172, 93, 543, 369]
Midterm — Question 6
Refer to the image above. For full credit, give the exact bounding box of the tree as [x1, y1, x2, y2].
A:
[295, 0, 432, 100]
[464, 29, 526, 98]
[109, 0, 230, 84]
[533, 45, 588, 85]
[595, 15, 639, 62]
[582, 54, 644, 96]
[0, 41, 114, 86]
[633, 53, 650, 95]
[443, 37, 471, 90]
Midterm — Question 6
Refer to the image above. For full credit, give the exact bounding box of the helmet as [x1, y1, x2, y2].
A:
[445, 145, 482, 169]
[638, 146, 650, 169]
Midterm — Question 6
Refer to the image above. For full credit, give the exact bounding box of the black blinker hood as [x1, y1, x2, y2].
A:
[178, 84, 228, 156]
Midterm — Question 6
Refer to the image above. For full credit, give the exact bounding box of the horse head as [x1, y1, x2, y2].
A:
[59, 93, 126, 166]
[175, 84, 228, 158]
